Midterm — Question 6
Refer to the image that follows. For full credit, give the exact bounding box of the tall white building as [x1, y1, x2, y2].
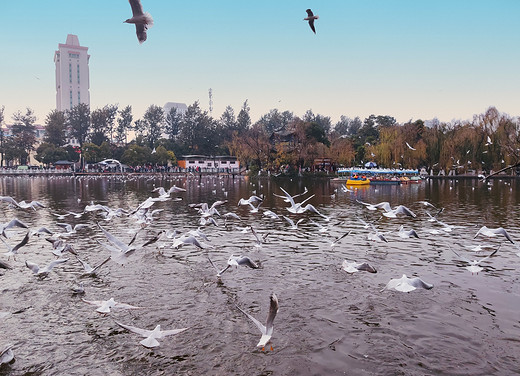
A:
[54, 34, 90, 112]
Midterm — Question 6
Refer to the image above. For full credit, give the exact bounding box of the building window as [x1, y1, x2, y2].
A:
[188, 161, 195, 164]
[77, 64, 80, 84]
[78, 91, 81, 104]
[69, 53, 80, 59]
[69, 63, 72, 83]
[70, 90, 73, 109]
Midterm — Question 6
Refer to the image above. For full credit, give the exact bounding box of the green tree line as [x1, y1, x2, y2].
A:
[0, 102, 518, 174]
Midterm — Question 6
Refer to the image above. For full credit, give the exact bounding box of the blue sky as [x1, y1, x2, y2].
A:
[1, 1, 519, 126]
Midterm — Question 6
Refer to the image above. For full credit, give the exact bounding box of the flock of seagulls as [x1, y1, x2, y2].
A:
[124, 1, 320, 43]
[0, 173, 517, 371]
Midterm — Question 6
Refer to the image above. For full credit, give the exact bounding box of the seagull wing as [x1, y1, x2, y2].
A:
[12, 231, 30, 252]
[494, 228, 514, 243]
[306, 9, 314, 17]
[159, 327, 189, 337]
[57, 223, 73, 233]
[236, 256, 259, 269]
[408, 277, 434, 290]
[98, 223, 130, 251]
[25, 260, 40, 274]
[135, 24, 147, 44]
[128, 0, 144, 17]
[265, 293, 279, 335]
[309, 19, 316, 33]
[44, 258, 69, 272]
[394, 205, 416, 218]
[113, 302, 142, 310]
[356, 262, 377, 273]
[236, 304, 266, 335]
[116, 321, 153, 337]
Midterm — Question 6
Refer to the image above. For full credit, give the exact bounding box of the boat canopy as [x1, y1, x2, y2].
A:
[337, 167, 419, 175]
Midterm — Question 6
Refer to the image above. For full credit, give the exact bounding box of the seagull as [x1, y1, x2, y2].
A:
[383, 205, 416, 218]
[17, 200, 46, 210]
[330, 230, 352, 248]
[356, 200, 392, 212]
[71, 281, 86, 295]
[342, 260, 377, 273]
[172, 235, 205, 249]
[82, 297, 142, 314]
[416, 201, 437, 209]
[236, 293, 279, 351]
[115, 321, 189, 348]
[382, 274, 433, 292]
[25, 258, 69, 278]
[0, 344, 14, 366]
[0, 218, 28, 238]
[57, 223, 89, 235]
[76, 256, 111, 276]
[398, 225, 419, 239]
[304, 9, 319, 34]
[125, 0, 153, 43]
[251, 226, 269, 247]
[97, 223, 137, 264]
[282, 215, 304, 229]
[474, 226, 514, 244]
[1, 231, 30, 260]
[451, 246, 499, 274]
[405, 142, 416, 151]
[208, 255, 259, 277]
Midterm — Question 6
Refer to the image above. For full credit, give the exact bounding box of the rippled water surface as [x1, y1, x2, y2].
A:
[1, 175, 519, 375]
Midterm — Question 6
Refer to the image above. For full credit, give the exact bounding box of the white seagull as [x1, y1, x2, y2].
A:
[116, 321, 189, 348]
[125, 0, 153, 44]
[97, 223, 138, 264]
[474, 226, 514, 244]
[0, 344, 14, 365]
[382, 274, 433, 292]
[208, 255, 259, 277]
[82, 297, 142, 314]
[236, 293, 279, 351]
[304, 9, 319, 34]
[25, 258, 69, 278]
[451, 246, 499, 274]
[342, 260, 377, 274]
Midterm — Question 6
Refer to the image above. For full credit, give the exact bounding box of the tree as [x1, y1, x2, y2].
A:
[116, 105, 133, 145]
[121, 143, 151, 166]
[177, 101, 216, 155]
[35, 142, 69, 165]
[44, 110, 67, 146]
[236, 100, 251, 134]
[256, 109, 294, 134]
[164, 106, 182, 141]
[103, 104, 118, 143]
[89, 108, 109, 146]
[142, 104, 164, 148]
[11, 108, 37, 165]
[152, 145, 176, 166]
[67, 103, 90, 146]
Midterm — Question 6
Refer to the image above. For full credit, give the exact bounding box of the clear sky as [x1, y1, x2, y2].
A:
[1, 1, 519, 126]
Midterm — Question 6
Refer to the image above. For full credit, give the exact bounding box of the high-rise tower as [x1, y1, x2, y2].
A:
[54, 34, 90, 112]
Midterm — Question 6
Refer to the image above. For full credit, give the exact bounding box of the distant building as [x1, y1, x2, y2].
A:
[163, 102, 188, 116]
[177, 155, 240, 172]
[54, 34, 90, 112]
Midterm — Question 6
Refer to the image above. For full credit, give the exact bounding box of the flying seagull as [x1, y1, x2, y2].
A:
[236, 293, 279, 351]
[474, 226, 514, 244]
[382, 274, 433, 292]
[115, 321, 189, 348]
[304, 9, 319, 34]
[451, 246, 499, 274]
[342, 260, 377, 274]
[405, 142, 416, 151]
[125, 0, 154, 44]
[208, 255, 259, 278]
[25, 258, 69, 278]
[82, 297, 142, 314]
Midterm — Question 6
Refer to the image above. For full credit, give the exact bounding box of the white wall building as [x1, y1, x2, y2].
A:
[54, 34, 90, 112]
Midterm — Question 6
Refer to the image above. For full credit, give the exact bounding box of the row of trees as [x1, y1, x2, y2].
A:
[1, 102, 519, 174]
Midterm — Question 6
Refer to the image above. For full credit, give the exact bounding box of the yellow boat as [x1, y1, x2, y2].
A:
[346, 175, 370, 186]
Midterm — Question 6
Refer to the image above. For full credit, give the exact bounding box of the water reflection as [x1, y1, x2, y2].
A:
[0, 175, 519, 375]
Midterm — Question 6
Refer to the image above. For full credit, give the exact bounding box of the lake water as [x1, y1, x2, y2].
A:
[0, 175, 519, 375]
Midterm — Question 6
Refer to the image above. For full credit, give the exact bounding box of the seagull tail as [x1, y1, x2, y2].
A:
[143, 13, 154, 26]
